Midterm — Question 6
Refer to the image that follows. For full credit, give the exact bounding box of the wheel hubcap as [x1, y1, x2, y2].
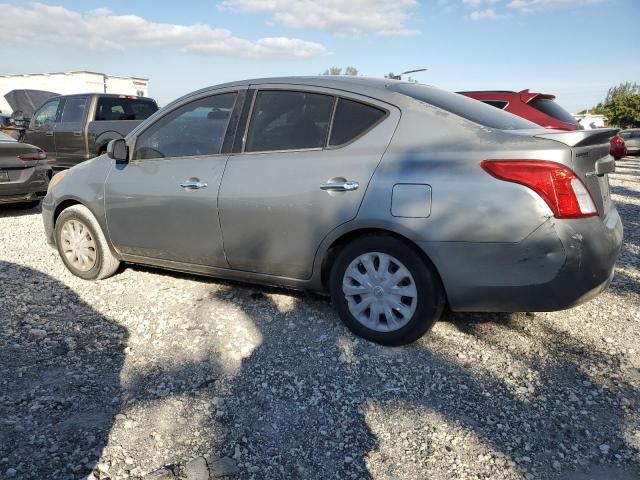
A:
[342, 252, 418, 332]
[60, 219, 97, 272]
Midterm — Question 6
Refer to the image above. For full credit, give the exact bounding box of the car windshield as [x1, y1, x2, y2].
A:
[388, 83, 537, 130]
[528, 98, 578, 125]
[0, 131, 16, 142]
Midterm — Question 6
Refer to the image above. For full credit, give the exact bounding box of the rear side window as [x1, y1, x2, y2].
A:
[246, 90, 334, 152]
[329, 98, 386, 146]
[133, 92, 236, 160]
[60, 97, 88, 123]
[389, 84, 537, 130]
[528, 98, 577, 125]
[482, 100, 508, 110]
[95, 97, 158, 121]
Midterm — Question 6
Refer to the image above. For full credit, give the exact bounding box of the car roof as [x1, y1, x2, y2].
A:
[50, 93, 156, 102]
[181, 76, 428, 105]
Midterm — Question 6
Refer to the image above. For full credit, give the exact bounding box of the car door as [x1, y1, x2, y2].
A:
[22, 98, 61, 159]
[218, 86, 400, 279]
[104, 89, 242, 267]
[54, 96, 89, 167]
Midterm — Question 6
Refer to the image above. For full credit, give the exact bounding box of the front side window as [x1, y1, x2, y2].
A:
[133, 93, 236, 160]
[96, 97, 158, 121]
[329, 98, 386, 146]
[245, 90, 334, 152]
[31, 99, 61, 128]
[60, 97, 88, 123]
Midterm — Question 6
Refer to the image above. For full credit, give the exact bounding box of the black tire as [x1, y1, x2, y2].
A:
[329, 235, 445, 346]
[55, 205, 120, 280]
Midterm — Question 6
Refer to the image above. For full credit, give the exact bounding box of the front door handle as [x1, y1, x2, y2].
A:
[44, 131, 54, 137]
[180, 179, 208, 190]
[320, 180, 359, 192]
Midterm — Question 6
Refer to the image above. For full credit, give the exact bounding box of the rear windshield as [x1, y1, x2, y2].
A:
[389, 83, 537, 130]
[529, 98, 578, 125]
[95, 97, 158, 121]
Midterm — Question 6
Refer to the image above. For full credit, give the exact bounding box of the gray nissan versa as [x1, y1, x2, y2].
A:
[42, 77, 623, 345]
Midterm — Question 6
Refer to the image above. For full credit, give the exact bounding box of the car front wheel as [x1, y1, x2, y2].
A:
[330, 235, 445, 346]
[55, 204, 120, 280]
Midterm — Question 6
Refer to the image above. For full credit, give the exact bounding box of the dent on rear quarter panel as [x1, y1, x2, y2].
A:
[357, 101, 559, 243]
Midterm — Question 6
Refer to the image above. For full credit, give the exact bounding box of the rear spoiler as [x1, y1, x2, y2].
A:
[534, 128, 619, 148]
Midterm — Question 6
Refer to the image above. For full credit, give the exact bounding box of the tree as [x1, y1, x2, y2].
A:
[321, 66, 358, 76]
[582, 82, 640, 128]
[607, 93, 640, 128]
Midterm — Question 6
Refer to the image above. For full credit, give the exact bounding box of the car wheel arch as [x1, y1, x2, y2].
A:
[318, 227, 447, 302]
[53, 198, 120, 259]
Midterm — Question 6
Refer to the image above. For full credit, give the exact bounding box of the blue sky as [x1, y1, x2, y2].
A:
[1, 0, 638, 112]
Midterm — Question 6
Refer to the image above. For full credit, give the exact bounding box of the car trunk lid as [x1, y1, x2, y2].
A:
[534, 128, 617, 217]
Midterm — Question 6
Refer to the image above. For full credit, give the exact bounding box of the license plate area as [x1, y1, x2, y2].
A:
[0, 169, 9, 182]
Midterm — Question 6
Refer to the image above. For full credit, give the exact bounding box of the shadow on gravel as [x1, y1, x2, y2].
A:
[123, 281, 639, 479]
[0, 260, 127, 479]
[0, 203, 42, 218]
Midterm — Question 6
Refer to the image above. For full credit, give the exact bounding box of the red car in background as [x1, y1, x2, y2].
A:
[459, 89, 627, 160]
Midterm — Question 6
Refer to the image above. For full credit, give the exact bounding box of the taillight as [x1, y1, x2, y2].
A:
[481, 160, 597, 219]
[19, 150, 46, 161]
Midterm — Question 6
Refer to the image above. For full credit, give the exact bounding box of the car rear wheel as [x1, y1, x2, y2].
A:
[55, 204, 120, 280]
[330, 235, 445, 346]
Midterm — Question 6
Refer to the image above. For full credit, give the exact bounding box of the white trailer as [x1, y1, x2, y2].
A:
[0, 71, 149, 114]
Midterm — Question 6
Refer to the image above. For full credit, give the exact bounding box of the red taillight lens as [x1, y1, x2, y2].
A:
[18, 150, 46, 161]
[481, 160, 597, 219]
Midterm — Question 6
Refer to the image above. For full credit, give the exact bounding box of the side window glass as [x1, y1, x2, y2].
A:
[329, 98, 386, 146]
[31, 100, 60, 128]
[60, 97, 88, 123]
[245, 91, 334, 152]
[482, 100, 508, 110]
[133, 93, 236, 160]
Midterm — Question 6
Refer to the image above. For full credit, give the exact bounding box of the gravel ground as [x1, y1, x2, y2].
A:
[1, 157, 639, 480]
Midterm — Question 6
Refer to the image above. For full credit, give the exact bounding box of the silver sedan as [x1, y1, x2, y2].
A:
[42, 77, 623, 345]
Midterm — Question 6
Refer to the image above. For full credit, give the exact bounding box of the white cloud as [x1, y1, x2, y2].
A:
[507, 0, 599, 10]
[469, 8, 503, 19]
[219, 0, 420, 36]
[0, 2, 326, 59]
[462, 0, 500, 6]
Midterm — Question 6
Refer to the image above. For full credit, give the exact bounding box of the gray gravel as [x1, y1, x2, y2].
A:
[1, 157, 639, 480]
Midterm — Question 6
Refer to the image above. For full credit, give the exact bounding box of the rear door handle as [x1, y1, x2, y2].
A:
[44, 131, 54, 137]
[180, 179, 208, 190]
[320, 180, 359, 192]
[73, 131, 82, 137]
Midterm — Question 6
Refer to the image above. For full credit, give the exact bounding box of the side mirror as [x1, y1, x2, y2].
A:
[11, 110, 25, 128]
[107, 138, 129, 164]
[11, 110, 24, 122]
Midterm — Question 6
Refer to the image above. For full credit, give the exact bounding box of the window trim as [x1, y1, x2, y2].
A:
[239, 88, 390, 155]
[130, 90, 240, 162]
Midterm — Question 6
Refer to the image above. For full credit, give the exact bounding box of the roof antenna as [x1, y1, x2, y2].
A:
[390, 68, 427, 80]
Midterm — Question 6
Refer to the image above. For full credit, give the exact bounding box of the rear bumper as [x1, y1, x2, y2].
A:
[421, 210, 623, 312]
[0, 169, 51, 205]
